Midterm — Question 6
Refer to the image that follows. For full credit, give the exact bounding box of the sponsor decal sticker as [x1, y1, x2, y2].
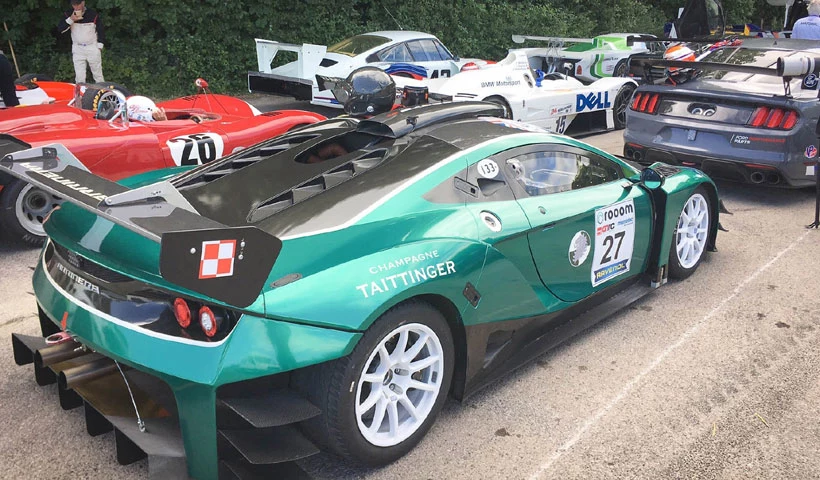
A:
[198, 239, 237, 279]
[20, 162, 108, 201]
[357, 251, 457, 298]
[731, 135, 750, 145]
[806, 145, 817, 159]
[56, 262, 100, 294]
[807, 164, 816, 176]
[550, 104, 573, 116]
[592, 200, 635, 287]
[477, 159, 500, 179]
[803, 73, 819, 90]
[480, 77, 522, 89]
[568, 231, 591, 267]
[576, 91, 611, 112]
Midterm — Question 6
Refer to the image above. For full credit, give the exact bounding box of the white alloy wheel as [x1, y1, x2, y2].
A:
[355, 322, 445, 447]
[15, 184, 61, 237]
[675, 193, 709, 269]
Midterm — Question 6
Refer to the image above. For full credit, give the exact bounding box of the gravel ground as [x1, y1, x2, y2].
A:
[0, 100, 818, 479]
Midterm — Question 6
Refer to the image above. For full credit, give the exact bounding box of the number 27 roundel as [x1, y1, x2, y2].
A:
[591, 199, 635, 287]
[167, 133, 225, 166]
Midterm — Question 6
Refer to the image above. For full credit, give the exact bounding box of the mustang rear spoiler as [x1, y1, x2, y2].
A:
[0, 145, 281, 308]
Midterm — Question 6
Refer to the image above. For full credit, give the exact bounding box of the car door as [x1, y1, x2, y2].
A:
[498, 144, 653, 302]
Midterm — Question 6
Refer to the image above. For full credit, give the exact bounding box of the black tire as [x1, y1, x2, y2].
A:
[15, 73, 53, 84]
[668, 186, 712, 280]
[483, 95, 512, 119]
[79, 85, 125, 116]
[292, 301, 455, 466]
[613, 59, 629, 78]
[0, 180, 59, 247]
[93, 82, 133, 98]
[613, 82, 636, 129]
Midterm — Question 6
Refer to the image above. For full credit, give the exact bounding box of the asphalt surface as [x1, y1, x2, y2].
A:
[1, 97, 819, 480]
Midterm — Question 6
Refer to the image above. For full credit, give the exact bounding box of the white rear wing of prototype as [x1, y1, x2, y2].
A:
[254, 38, 327, 80]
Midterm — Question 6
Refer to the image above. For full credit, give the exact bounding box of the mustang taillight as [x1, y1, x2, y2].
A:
[631, 92, 660, 114]
[748, 106, 798, 130]
[173, 298, 191, 328]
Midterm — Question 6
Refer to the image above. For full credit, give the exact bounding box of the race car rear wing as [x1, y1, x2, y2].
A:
[511, 35, 593, 45]
[248, 39, 327, 100]
[629, 55, 820, 95]
[0, 144, 281, 308]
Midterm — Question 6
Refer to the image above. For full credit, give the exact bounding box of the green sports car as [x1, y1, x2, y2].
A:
[2, 102, 719, 479]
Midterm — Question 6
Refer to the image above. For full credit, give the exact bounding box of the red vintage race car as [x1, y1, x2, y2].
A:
[1, 75, 78, 107]
[0, 81, 325, 245]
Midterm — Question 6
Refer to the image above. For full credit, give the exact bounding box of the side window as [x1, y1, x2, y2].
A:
[575, 154, 623, 188]
[418, 39, 444, 61]
[378, 43, 413, 63]
[433, 41, 454, 61]
[505, 150, 622, 197]
[406, 41, 431, 61]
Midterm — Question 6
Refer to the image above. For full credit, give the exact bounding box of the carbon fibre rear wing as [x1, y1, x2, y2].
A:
[0, 145, 281, 307]
[629, 56, 820, 93]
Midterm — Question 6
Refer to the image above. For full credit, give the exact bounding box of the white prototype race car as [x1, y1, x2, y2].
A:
[511, 33, 663, 83]
[248, 30, 488, 108]
[395, 49, 638, 136]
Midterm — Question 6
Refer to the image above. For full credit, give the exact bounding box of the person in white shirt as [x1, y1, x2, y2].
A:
[792, 0, 820, 40]
[57, 0, 105, 83]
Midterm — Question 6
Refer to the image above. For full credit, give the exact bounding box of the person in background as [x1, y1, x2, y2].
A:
[0, 50, 19, 107]
[792, 0, 820, 40]
[57, 0, 105, 83]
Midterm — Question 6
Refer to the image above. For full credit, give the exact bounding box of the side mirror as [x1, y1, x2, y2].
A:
[640, 167, 664, 189]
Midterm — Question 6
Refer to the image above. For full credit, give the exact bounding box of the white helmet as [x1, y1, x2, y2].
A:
[126, 95, 158, 121]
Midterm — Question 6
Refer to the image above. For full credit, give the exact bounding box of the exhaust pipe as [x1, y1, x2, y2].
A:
[632, 150, 643, 162]
[34, 340, 85, 367]
[58, 357, 123, 390]
[766, 172, 781, 185]
[750, 171, 765, 184]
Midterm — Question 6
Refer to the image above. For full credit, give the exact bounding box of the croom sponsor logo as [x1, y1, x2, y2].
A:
[596, 202, 634, 225]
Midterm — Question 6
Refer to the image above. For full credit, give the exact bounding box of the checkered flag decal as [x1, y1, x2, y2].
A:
[198, 240, 237, 279]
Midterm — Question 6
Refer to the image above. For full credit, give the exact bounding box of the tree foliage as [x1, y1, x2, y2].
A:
[1, 0, 794, 98]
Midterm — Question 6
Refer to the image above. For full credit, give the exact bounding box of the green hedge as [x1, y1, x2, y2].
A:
[2, 0, 785, 98]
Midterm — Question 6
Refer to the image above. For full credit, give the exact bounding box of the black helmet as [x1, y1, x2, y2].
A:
[331, 67, 396, 117]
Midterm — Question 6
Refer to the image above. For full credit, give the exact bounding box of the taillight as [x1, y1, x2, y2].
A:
[630, 92, 660, 114]
[748, 106, 798, 130]
[460, 62, 479, 72]
[199, 306, 219, 338]
[173, 298, 191, 328]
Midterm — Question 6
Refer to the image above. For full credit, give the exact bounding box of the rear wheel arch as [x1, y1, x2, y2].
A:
[699, 182, 720, 252]
[355, 293, 469, 400]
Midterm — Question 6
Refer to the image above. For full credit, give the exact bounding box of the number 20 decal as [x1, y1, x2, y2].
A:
[166, 133, 225, 166]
